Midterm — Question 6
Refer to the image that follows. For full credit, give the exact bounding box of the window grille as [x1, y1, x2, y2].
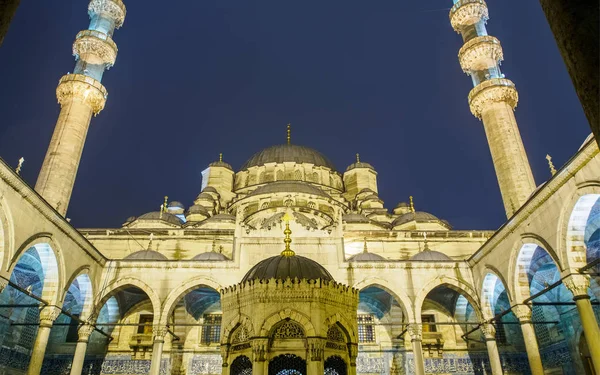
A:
[357, 314, 375, 343]
[202, 314, 222, 344]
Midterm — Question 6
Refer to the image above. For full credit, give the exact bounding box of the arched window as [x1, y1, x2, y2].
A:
[272, 320, 305, 339]
[276, 170, 284, 181]
[261, 202, 270, 210]
[325, 356, 347, 375]
[312, 172, 320, 184]
[231, 355, 252, 375]
[294, 170, 302, 181]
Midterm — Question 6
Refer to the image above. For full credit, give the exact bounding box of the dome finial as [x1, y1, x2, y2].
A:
[422, 232, 429, 252]
[281, 212, 295, 257]
[545, 154, 557, 176]
[409, 196, 415, 213]
[363, 237, 368, 253]
[219, 153, 223, 162]
[148, 233, 154, 250]
[356, 153, 360, 163]
[287, 123, 291, 145]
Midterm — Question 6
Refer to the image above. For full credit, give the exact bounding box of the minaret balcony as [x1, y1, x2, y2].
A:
[88, 0, 126, 29]
[449, 0, 489, 32]
[56, 74, 108, 115]
[468, 78, 518, 119]
[73, 30, 118, 67]
[458, 35, 503, 73]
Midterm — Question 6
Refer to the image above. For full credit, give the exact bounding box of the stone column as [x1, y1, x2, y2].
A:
[149, 326, 167, 375]
[27, 305, 62, 375]
[408, 324, 425, 375]
[347, 342, 358, 375]
[480, 323, 503, 375]
[252, 339, 267, 375]
[513, 305, 544, 375]
[564, 275, 600, 371]
[69, 324, 95, 375]
[307, 338, 324, 375]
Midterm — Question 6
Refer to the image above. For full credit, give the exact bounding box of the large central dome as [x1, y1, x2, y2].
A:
[241, 144, 336, 171]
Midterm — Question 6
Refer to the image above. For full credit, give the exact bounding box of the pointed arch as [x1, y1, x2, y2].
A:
[561, 188, 600, 271]
[63, 272, 94, 320]
[353, 277, 414, 322]
[94, 277, 161, 321]
[160, 276, 223, 325]
[260, 309, 316, 336]
[481, 271, 510, 320]
[511, 239, 561, 303]
[323, 312, 357, 342]
[0, 197, 14, 273]
[414, 276, 483, 322]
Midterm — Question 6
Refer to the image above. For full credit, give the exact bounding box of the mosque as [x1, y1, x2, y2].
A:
[0, 0, 599, 375]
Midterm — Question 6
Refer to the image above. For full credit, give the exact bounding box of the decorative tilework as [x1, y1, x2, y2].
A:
[188, 354, 223, 375]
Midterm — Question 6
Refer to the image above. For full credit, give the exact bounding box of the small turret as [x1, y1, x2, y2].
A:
[200, 153, 235, 208]
[343, 153, 378, 201]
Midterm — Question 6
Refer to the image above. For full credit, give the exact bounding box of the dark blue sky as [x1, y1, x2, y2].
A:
[0, 1, 589, 229]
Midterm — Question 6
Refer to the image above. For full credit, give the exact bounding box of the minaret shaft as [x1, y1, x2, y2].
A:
[450, 0, 535, 217]
[35, 0, 125, 216]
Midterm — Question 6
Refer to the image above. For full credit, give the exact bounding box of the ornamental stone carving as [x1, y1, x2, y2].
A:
[307, 338, 325, 361]
[327, 325, 345, 342]
[449, 0, 489, 32]
[458, 35, 503, 73]
[479, 323, 496, 340]
[251, 339, 268, 362]
[78, 323, 96, 342]
[88, 0, 126, 29]
[563, 274, 591, 298]
[56, 74, 108, 115]
[231, 325, 250, 343]
[273, 321, 305, 339]
[153, 325, 168, 341]
[73, 30, 118, 67]
[407, 323, 422, 341]
[512, 305, 532, 322]
[39, 305, 63, 327]
[468, 78, 518, 119]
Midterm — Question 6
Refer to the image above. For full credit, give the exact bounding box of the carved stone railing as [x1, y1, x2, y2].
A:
[56, 74, 108, 115]
[458, 35, 503, 73]
[449, 0, 489, 32]
[73, 30, 118, 67]
[468, 78, 518, 118]
[88, 0, 127, 28]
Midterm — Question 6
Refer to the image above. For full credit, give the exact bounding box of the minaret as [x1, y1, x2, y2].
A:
[35, 0, 126, 215]
[450, 0, 535, 217]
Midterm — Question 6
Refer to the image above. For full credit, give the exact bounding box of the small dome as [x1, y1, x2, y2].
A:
[197, 192, 215, 201]
[192, 252, 229, 261]
[409, 250, 453, 261]
[186, 205, 209, 215]
[392, 211, 447, 227]
[209, 160, 233, 170]
[345, 161, 375, 172]
[242, 255, 333, 282]
[168, 201, 185, 209]
[124, 250, 168, 261]
[203, 186, 218, 193]
[248, 181, 331, 199]
[241, 144, 336, 171]
[348, 252, 386, 262]
[395, 202, 409, 208]
[137, 212, 183, 226]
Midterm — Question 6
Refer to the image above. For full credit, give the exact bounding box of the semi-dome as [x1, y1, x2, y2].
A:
[248, 181, 331, 199]
[124, 250, 168, 261]
[168, 201, 185, 209]
[241, 144, 336, 171]
[410, 250, 453, 261]
[192, 252, 229, 261]
[137, 212, 183, 226]
[242, 254, 333, 282]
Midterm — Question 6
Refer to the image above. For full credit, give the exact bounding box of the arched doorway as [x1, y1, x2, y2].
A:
[231, 355, 252, 375]
[268, 354, 306, 375]
[324, 355, 346, 375]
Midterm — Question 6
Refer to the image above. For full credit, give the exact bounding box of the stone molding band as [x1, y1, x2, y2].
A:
[88, 0, 126, 29]
[458, 35, 503, 73]
[56, 74, 108, 115]
[468, 78, 518, 119]
[449, 0, 489, 32]
[73, 30, 118, 67]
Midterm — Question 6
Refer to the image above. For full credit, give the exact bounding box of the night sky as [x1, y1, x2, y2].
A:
[0, 1, 589, 230]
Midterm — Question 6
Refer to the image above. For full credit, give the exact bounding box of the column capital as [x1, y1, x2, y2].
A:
[78, 323, 95, 342]
[307, 338, 325, 361]
[479, 323, 496, 340]
[39, 305, 62, 327]
[152, 325, 168, 342]
[251, 338, 268, 362]
[563, 274, 590, 298]
[407, 323, 422, 341]
[56, 74, 108, 115]
[512, 305, 532, 322]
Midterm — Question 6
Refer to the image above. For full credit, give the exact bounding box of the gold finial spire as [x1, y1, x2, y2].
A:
[163, 196, 169, 212]
[356, 153, 360, 163]
[287, 123, 291, 145]
[219, 153, 223, 162]
[148, 233, 154, 250]
[545, 154, 557, 176]
[15, 157, 24, 175]
[363, 237, 368, 253]
[281, 212, 295, 257]
[409, 196, 415, 213]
